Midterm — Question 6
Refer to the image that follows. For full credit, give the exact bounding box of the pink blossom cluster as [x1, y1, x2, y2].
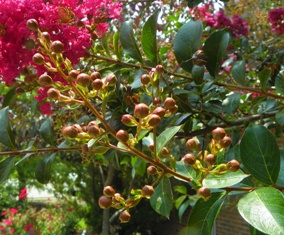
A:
[268, 7, 284, 35]
[190, 5, 249, 38]
[0, 0, 122, 85]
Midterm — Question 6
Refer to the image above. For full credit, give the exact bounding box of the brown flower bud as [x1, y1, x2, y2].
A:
[220, 136, 232, 148]
[103, 186, 115, 197]
[38, 73, 53, 86]
[105, 74, 117, 86]
[148, 144, 155, 152]
[32, 53, 45, 65]
[204, 154, 216, 166]
[76, 73, 91, 87]
[121, 114, 137, 127]
[164, 97, 176, 110]
[92, 79, 103, 90]
[185, 138, 199, 151]
[147, 165, 157, 175]
[182, 153, 196, 165]
[62, 126, 79, 139]
[68, 70, 80, 82]
[116, 129, 129, 142]
[140, 74, 151, 85]
[119, 210, 131, 223]
[87, 124, 100, 138]
[50, 40, 64, 53]
[134, 103, 149, 119]
[161, 147, 169, 156]
[42, 32, 51, 43]
[152, 107, 166, 118]
[90, 71, 102, 80]
[98, 196, 112, 209]
[197, 186, 211, 199]
[226, 159, 240, 172]
[148, 114, 161, 127]
[47, 88, 60, 99]
[141, 185, 155, 198]
[212, 127, 226, 141]
[26, 19, 39, 31]
[155, 65, 163, 74]
[153, 97, 162, 106]
[113, 193, 124, 203]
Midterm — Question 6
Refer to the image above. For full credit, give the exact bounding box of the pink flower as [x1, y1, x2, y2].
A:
[9, 208, 18, 215]
[19, 187, 27, 199]
[25, 224, 34, 232]
[268, 8, 284, 35]
[3, 218, 13, 226]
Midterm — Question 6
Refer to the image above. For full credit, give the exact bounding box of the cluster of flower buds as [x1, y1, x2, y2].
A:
[98, 185, 154, 223]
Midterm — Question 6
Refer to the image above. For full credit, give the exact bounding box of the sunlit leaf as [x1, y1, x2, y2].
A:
[231, 60, 246, 85]
[156, 126, 181, 155]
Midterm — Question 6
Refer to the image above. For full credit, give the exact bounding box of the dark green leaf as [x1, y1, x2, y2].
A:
[113, 31, 122, 60]
[222, 92, 241, 114]
[120, 22, 143, 63]
[39, 119, 55, 146]
[175, 160, 197, 182]
[0, 157, 16, 184]
[156, 126, 181, 155]
[141, 10, 160, 64]
[249, 225, 268, 235]
[203, 29, 230, 78]
[258, 68, 271, 92]
[192, 65, 204, 85]
[240, 125, 280, 185]
[173, 20, 203, 72]
[238, 187, 284, 234]
[35, 153, 56, 184]
[231, 60, 246, 85]
[186, 192, 227, 235]
[2, 88, 16, 108]
[0, 107, 16, 149]
[276, 108, 284, 126]
[275, 73, 284, 95]
[150, 177, 173, 218]
[276, 149, 284, 186]
[186, 0, 203, 8]
[203, 170, 249, 189]
[178, 199, 192, 222]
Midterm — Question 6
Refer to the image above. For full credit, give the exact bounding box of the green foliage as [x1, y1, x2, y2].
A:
[0, 157, 16, 184]
[0, 107, 16, 149]
[231, 60, 246, 85]
[39, 119, 56, 146]
[35, 153, 56, 184]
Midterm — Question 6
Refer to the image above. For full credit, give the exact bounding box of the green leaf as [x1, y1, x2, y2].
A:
[238, 187, 284, 235]
[2, 88, 16, 108]
[156, 125, 181, 155]
[275, 73, 284, 95]
[150, 177, 173, 218]
[203, 29, 230, 78]
[258, 68, 271, 92]
[231, 60, 246, 85]
[222, 92, 241, 114]
[186, 192, 227, 235]
[0, 157, 16, 184]
[141, 10, 160, 64]
[39, 119, 55, 146]
[120, 22, 143, 63]
[35, 153, 56, 184]
[175, 160, 197, 182]
[276, 149, 284, 186]
[249, 225, 268, 235]
[192, 65, 205, 85]
[0, 107, 16, 149]
[178, 199, 192, 221]
[113, 31, 122, 60]
[240, 125, 280, 185]
[173, 20, 203, 72]
[203, 170, 249, 189]
[276, 108, 284, 126]
[186, 0, 203, 8]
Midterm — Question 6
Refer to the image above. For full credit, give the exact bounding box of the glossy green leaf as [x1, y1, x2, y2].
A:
[275, 73, 284, 95]
[249, 225, 268, 235]
[276, 108, 284, 126]
[120, 22, 143, 63]
[156, 125, 181, 155]
[276, 149, 284, 186]
[141, 10, 160, 64]
[35, 153, 56, 184]
[39, 119, 55, 146]
[231, 60, 246, 85]
[0, 157, 16, 184]
[186, 192, 227, 235]
[0, 107, 16, 149]
[150, 177, 173, 218]
[2, 88, 16, 107]
[203, 29, 230, 78]
[192, 65, 204, 85]
[222, 92, 241, 114]
[113, 31, 122, 60]
[178, 198, 192, 222]
[238, 187, 284, 235]
[173, 20, 203, 72]
[258, 68, 271, 92]
[175, 160, 197, 182]
[203, 170, 249, 189]
[240, 125, 280, 185]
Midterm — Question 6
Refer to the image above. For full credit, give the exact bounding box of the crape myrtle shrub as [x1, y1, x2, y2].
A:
[1, 0, 284, 234]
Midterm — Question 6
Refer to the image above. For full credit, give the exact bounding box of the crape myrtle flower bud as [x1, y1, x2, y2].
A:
[50, 40, 64, 54]
[68, 70, 80, 82]
[134, 103, 150, 119]
[182, 153, 196, 165]
[204, 154, 216, 166]
[76, 73, 91, 87]
[103, 186, 115, 197]
[220, 136, 232, 148]
[185, 138, 199, 152]
[98, 196, 112, 209]
[226, 159, 240, 172]
[141, 185, 155, 198]
[121, 114, 137, 127]
[116, 129, 129, 142]
[147, 165, 157, 175]
[212, 127, 226, 141]
[140, 74, 151, 85]
[38, 73, 53, 86]
[47, 88, 60, 99]
[198, 186, 211, 199]
[148, 114, 161, 127]
[32, 53, 45, 65]
[26, 19, 39, 31]
[119, 210, 131, 223]
[90, 71, 102, 80]
[164, 97, 176, 110]
[92, 79, 103, 90]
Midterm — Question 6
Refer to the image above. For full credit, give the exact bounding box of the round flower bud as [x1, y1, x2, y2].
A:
[148, 144, 155, 152]
[226, 159, 240, 172]
[185, 138, 199, 151]
[141, 185, 155, 198]
[121, 114, 137, 127]
[76, 73, 91, 87]
[155, 65, 163, 74]
[140, 74, 151, 85]
[87, 125, 100, 138]
[134, 103, 150, 119]
[38, 73, 53, 86]
[92, 79, 103, 90]
[47, 88, 60, 99]
[90, 71, 102, 80]
[153, 97, 162, 106]
[50, 40, 64, 54]
[26, 19, 39, 31]
[212, 127, 226, 141]
[32, 53, 45, 65]
[161, 147, 169, 156]
[116, 130, 129, 142]
[119, 210, 131, 223]
[103, 186, 115, 197]
[105, 74, 117, 86]
[82, 143, 90, 153]
[152, 107, 166, 118]
[220, 136, 232, 148]
[68, 70, 80, 82]
[164, 97, 176, 110]
[147, 165, 157, 175]
[204, 154, 216, 166]
[148, 114, 161, 127]
[42, 32, 51, 43]
[182, 153, 196, 165]
[197, 187, 211, 199]
[62, 126, 79, 139]
[113, 193, 124, 203]
[98, 196, 112, 209]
